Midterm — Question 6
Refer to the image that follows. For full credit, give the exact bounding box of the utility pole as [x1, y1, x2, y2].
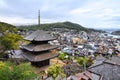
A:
[38, 10, 40, 27]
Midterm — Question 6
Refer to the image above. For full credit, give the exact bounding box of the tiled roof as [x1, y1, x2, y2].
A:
[21, 44, 58, 52]
[24, 30, 56, 41]
[22, 51, 58, 62]
[88, 61, 120, 80]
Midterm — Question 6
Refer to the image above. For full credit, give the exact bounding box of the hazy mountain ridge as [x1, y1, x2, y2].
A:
[112, 30, 120, 35]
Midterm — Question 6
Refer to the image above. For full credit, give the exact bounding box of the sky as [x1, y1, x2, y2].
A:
[0, 0, 120, 30]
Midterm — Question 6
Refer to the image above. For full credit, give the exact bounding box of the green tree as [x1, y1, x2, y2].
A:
[77, 57, 84, 65]
[0, 62, 11, 80]
[77, 56, 89, 71]
[58, 51, 70, 60]
[47, 64, 65, 80]
[0, 33, 23, 51]
[58, 52, 66, 60]
[0, 22, 17, 34]
[0, 61, 38, 80]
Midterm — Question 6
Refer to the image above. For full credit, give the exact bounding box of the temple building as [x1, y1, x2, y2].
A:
[21, 30, 58, 67]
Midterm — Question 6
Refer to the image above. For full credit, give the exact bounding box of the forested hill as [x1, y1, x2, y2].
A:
[0, 22, 17, 33]
[18, 21, 104, 32]
[112, 30, 120, 35]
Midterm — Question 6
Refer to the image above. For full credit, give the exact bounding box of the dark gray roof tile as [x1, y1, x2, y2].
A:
[22, 51, 58, 62]
[21, 44, 58, 52]
[24, 30, 56, 41]
[88, 62, 120, 80]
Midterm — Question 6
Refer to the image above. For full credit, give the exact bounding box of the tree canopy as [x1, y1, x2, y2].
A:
[0, 33, 23, 51]
[0, 22, 17, 34]
[0, 61, 38, 80]
[76, 56, 93, 71]
[18, 21, 104, 32]
[47, 64, 65, 79]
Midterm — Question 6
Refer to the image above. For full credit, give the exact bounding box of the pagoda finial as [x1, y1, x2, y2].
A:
[38, 10, 40, 27]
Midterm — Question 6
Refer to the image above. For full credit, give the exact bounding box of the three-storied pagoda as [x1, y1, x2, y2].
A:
[21, 30, 58, 67]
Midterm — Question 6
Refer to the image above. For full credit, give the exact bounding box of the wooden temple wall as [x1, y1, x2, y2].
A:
[31, 59, 50, 67]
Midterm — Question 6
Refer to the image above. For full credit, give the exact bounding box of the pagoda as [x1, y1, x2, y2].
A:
[21, 30, 58, 67]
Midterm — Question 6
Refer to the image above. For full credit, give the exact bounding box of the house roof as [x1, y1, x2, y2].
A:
[24, 30, 56, 41]
[22, 51, 58, 62]
[77, 71, 101, 80]
[67, 71, 101, 80]
[8, 50, 24, 59]
[89, 55, 106, 68]
[88, 62, 120, 80]
[21, 44, 58, 52]
[62, 63, 83, 77]
[105, 56, 120, 65]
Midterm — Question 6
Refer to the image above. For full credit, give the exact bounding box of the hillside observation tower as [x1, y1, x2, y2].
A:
[38, 10, 40, 27]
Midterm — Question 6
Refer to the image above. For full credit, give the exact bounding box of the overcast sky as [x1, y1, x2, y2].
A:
[0, 0, 120, 29]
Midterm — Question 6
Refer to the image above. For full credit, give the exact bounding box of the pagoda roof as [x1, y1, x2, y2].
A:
[21, 44, 58, 52]
[22, 51, 58, 62]
[24, 30, 56, 41]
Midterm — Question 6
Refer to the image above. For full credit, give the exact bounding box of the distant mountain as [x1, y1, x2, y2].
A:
[0, 22, 17, 33]
[18, 21, 105, 32]
[112, 30, 120, 35]
[103, 28, 120, 33]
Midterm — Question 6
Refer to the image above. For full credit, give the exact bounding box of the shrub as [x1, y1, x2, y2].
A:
[0, 61, 38, 80]
[58, 52, 67, 60]
[47, 64, 65, 80]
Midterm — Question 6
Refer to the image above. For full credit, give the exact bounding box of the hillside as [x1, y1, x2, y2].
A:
[0, 22, 17, 33]
[112, 30, 120, 35]
[18, 21, 104, 32]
